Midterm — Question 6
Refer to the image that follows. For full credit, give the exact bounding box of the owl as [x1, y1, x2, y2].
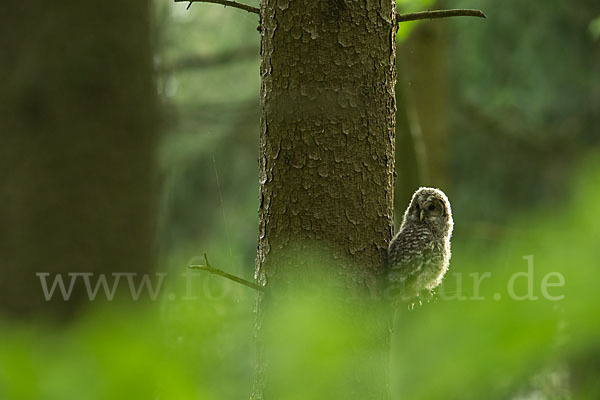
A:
[387, 187, 453, 302]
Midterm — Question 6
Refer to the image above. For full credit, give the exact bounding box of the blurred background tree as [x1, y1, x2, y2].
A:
[0, 1, 159, 317]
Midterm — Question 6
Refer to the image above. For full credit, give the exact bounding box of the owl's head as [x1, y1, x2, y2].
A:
[403, 187, 453, 234]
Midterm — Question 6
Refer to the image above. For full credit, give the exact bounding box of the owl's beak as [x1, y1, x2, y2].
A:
[419, 209, 425, 222]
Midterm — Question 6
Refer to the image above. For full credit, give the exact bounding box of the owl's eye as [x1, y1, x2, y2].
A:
[428, 204, 436, 211]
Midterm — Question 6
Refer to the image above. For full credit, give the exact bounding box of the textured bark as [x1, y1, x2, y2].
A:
[0, 1, 159, 317]
[254, 0, 397, 398]
[256, 0, 396, 292]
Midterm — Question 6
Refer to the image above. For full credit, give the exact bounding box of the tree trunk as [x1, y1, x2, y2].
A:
[394, 59, 428, 226]
[254, 0, 397, 398]
[402, 21, 449, 188]
[0, 1, 159, 317]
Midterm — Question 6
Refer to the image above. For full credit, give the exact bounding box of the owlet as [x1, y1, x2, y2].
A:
[387, 187, 453, 302]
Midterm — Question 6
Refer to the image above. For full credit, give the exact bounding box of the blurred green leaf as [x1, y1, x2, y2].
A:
[2, 156, 600, 398]
[589, 16, 600, 40]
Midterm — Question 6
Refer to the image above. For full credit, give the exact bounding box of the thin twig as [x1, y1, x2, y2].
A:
[189, 253, 265, 292]
[397, 9, 486, 23]
[175, 0, 259, 14]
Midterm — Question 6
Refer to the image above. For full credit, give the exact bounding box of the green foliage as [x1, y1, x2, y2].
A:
[0, 308, 198, 399]
[448, 0, 600, 225]
[1, 157, 600, 399]
[589, 16, 600, 40]
[390, 156, 600, 399]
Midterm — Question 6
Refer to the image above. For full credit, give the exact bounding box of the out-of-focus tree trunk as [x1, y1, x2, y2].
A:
[0, 2, 159, 317]
[402, 20, 449, 189]
[394, 59, 428, 226]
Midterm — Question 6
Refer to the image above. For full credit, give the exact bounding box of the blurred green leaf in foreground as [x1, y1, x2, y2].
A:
[1, 157, 600, 399]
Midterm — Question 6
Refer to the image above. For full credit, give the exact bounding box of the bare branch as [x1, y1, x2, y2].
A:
[189, 253, 265, 292]
[175, 0, 259, 14]
[397, 9, 486, 23]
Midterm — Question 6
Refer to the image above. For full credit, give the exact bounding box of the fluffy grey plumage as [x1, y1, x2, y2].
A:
[387, 187, 453, 301]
